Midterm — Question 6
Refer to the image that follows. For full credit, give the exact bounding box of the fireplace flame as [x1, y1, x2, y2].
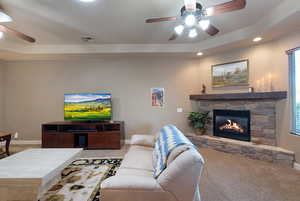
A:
[219, 120, 244, 133]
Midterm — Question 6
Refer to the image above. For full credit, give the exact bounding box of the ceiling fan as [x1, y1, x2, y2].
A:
[0, 5, 36, 43]
[145, 0, 246, 41]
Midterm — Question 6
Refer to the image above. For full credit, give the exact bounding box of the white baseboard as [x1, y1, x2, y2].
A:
[294, 163, 300, 171]
[10, 140, 41, 145]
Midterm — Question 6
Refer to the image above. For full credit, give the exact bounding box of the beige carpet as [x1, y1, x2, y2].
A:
[3, 145, 300, 201]
[199, 148, 300, 201]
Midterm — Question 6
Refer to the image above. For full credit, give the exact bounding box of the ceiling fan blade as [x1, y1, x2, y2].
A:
[205, 0, 246, 16]
[145, 17, 177, 23]
[0, 25, 36, 43]
[184, 0, 197, 12]
[168, 33, 178, 41]
[205, 24, 219, 36]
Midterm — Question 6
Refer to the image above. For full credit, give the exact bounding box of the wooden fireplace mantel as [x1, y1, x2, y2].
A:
[190, 91, 287, 101]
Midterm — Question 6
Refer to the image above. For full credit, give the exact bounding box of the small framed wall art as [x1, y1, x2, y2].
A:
[151, 88, 164, 107]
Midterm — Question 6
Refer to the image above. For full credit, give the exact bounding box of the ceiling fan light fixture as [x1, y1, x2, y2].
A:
[253, 37, 263, 42]
[206, 7, 214, 16]
[185, 14, 196, 26]
[0, 11, 12, 22]
[196, 52, 203, 56]
[199, 20, 210, 30]
[189, 29, 198, 38]
[174, 25, 184, 35]
[184, 0, 197, 11]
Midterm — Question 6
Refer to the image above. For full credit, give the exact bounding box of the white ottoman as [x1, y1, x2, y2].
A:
[0, 148, 82, 201]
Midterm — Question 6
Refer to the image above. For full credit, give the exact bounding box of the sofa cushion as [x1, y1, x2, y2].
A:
[101, 175, 161, 191]
[120, 145, 153, 172]
[117, 168, 153, 177]
[131, 135, 156, 147]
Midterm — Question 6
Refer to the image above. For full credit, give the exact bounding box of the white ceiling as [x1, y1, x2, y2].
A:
[0, 0, 284, 44]
[0, 0, 300, 58]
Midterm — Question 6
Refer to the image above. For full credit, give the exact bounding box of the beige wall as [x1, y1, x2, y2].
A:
[2, 57, 200, 140]
[197, 30, 300, 163]
[1, 30, 300, 163]
[0, 62, 4, 130]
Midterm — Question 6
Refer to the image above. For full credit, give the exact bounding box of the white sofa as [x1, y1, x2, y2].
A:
[101, 134, 205, 201]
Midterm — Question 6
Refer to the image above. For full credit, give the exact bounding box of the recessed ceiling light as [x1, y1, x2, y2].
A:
[81, 36, 95, 42]
[0, 32, 3, 39]
[197, 52, 203, 56]
[79, 0, 96, 2]
[253, 37, 263, 42]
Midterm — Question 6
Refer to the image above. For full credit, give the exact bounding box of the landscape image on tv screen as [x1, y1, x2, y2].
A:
[64, 93, 112, 120]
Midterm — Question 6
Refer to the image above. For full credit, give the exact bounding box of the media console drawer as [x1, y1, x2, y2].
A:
[42, 121, 124, 149]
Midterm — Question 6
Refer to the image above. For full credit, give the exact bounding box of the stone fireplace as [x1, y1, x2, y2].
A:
[199, 99, 277, 146]
[188, 92, 296, 168]
[213, 109, 251, 142]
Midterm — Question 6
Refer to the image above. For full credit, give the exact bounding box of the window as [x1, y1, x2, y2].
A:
[289, 48, 300, 135]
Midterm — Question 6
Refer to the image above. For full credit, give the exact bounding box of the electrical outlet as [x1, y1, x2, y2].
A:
[177, 108, 183, 113]
[14, 132, 18, 139]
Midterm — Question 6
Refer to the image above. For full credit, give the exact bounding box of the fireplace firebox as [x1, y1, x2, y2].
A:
[213, 109, 251, 142]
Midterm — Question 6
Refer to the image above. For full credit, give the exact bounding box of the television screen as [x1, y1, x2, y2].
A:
[64, 93, 112, 120]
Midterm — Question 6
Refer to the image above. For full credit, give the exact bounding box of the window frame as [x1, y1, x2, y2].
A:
[288, 47, 300, 135]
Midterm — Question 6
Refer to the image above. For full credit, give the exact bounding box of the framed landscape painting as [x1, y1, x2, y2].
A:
[212, 60, 249, 88]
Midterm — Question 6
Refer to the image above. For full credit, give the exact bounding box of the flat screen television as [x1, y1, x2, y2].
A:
[64, 93, 112, 121]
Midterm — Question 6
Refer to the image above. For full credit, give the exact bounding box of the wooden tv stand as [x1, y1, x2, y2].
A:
[42, 121, 124, 149]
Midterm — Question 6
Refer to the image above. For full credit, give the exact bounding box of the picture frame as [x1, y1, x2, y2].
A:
[151, 88, 164, 107]
[211, 59, 249, 88]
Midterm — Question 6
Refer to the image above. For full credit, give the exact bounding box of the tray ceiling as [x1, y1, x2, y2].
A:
[0, 0, 299, 57]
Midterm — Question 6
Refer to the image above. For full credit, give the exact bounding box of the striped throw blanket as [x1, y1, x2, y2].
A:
[153, 125, 194, 178]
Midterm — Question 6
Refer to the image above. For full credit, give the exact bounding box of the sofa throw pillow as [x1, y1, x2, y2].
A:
[153, 125, 195, 178]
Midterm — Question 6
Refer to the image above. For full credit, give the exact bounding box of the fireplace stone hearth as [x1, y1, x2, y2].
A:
[198, 100, 277, 146]
[187, 135, 295, 168]
[188, 92, 295, 167]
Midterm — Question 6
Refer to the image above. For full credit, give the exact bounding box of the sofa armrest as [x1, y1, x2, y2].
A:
[100, 176, 176, 201]
[101, 175, 160, 191]
[130, 135, 156, 147]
